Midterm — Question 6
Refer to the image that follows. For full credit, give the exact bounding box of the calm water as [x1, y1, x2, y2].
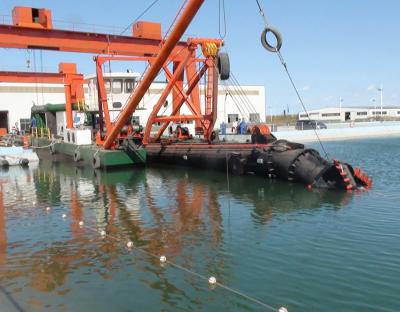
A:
[0, 137, 399, 312]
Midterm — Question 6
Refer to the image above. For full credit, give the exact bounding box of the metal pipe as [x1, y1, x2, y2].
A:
[103, 0, 205, 149]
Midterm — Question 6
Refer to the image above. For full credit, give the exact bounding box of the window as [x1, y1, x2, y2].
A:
[228, 114, 238, 123]
[373, 111, 387, 115]
[20, 118, 30, 133]
[249, 113, 260, 122]
[299, 114, 308, 118]
[104, 79, 111, 93]
[356, 112, 368, 116]
[131, 116, 140, 125]
[112, 79, 123, 93]
[125, 79, 135, 93]
[113, 102, 122, 109]
[397, 111, 400, 115]
[321, 113, 340, 117]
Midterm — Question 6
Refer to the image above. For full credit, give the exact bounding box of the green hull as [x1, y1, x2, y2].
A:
[31, 137, 146, 169]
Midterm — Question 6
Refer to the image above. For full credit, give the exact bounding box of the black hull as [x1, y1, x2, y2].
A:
[145, 140, 370, 191]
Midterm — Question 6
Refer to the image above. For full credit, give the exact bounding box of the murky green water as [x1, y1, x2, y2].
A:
[0, 137, 399, 311]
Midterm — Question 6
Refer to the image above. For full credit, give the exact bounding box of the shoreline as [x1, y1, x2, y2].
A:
[220, 123, 400, 143]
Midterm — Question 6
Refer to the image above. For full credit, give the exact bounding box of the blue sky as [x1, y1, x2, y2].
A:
[0, 0, 399, 114]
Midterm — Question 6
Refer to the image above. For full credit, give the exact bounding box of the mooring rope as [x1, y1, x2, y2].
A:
[255, 0, 330, 160]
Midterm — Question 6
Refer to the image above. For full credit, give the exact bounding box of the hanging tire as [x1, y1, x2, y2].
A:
[73, 150, 81, 162]
[19, 158, 29, 167]
[229, 155, 245, 175]
[261, 27, 282, 52]
[92, 154, 101, 169]
[49, 144, 56, 155]
[217, 52, 230, 80]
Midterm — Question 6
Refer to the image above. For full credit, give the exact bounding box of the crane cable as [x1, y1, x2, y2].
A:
[255, 0, 330, 160]
[119, 0, 161, 35]
[218, 0, 227, 39]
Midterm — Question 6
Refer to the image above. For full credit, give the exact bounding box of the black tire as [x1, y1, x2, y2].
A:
[261, 27, 282, 52]
[217, 52, 230, 80]
[92, 154, 101, 169]
[19, 158, 29, 167]
[73, 150, 81, 162]
[229, 156, 245, 175]
[49, 144, 56, 155]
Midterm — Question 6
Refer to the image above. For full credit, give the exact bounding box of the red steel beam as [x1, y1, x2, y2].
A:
[103, 0, 205, 149]
[0, 25, 189, 58]
[0, 71, 65, 83]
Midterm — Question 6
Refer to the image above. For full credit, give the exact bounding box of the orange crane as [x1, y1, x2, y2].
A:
[0, 63, 85, 129]
[0, 2, 224, 149]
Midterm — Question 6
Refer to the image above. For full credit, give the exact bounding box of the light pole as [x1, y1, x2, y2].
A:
[339, 97, 343, 122]
[377, 84, 383, 121]
[370, 98, 376, 121]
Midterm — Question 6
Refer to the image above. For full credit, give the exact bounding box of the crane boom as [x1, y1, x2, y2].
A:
[103, 0, 205, 149]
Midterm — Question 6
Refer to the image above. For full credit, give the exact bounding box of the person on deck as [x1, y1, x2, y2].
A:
[231, 120, 238, 134]
[220, 121, 226, 135]
[239, 118, 247, 134]
[30, 116, 37, 134]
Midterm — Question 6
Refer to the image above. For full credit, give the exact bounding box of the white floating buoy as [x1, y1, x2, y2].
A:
[32, 201, 36, 206]
[100, 230, 106, 237]
[278, 307, 288, 312]
[62, 214, 67, 219]
[126, 241, 134, 248]
[208, 276, 217, 285]
[79, 220, 84, 226]
[46, 207, 51, 212]
[159, 255, 167, 263]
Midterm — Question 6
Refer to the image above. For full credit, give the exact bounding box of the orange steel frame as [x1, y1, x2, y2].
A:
[0, 0, 218, 148]
[0, 63, 84, 129]
[94, 36, 221, 146]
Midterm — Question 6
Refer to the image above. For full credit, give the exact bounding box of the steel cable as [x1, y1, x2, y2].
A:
[255, 0, 330, 160]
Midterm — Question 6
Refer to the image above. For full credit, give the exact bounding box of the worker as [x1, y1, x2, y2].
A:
[239, 118, 247, 134]
[30, 116, 37, 134]
[220, 121, 226, 135]
[232, 120, 238, 133]
[12, 122, 20, 135]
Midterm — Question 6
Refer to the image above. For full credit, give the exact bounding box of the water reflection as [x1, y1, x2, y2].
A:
[0, 162, 350, 310]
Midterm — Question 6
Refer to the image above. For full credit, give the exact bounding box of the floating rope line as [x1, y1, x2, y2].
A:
[49, 207, 287, 312]
[255, 0, 330, 160]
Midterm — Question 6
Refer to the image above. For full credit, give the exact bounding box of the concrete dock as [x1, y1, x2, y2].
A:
[220, 121, 400, 143]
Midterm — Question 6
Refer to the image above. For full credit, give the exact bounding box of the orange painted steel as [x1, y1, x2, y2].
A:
[142, 51, 192, 145]
[103, 0, 206, 149]
[0, 24, 188, 58]
[0, 63, 84, 129]
[94, 58, 112, 133]
[0, 3, 225, 148]
[153, 63, 209, 142]
[12, 7, 53, 29]
[0, 71, 63, 83]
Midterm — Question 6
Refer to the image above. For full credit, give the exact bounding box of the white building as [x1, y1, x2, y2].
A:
[298, 106, 400, 122]
[0, 72, 265, 135]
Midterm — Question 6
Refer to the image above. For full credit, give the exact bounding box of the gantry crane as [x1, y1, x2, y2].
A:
[0, 1, 226, 149]
[0, 63, 84, 130]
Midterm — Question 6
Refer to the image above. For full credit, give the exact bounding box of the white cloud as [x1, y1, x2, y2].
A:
[300, 85, 311, 91]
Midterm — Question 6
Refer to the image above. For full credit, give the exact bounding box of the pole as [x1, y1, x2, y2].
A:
[339, 96, 342, 122]
[103, 0, 205, 149]
[380, 83, 383, 120]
